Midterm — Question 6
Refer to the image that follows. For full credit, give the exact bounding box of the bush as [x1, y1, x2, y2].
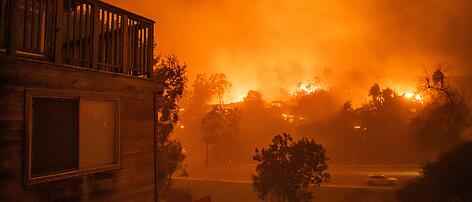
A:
[396, 141, 472, 202]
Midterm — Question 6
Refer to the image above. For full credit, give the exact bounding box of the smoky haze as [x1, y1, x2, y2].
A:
[106, 0, 472, 104]
[88, 2, 472, 199]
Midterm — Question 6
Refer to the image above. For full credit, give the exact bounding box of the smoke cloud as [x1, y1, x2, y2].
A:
[106, 0, 472, 104]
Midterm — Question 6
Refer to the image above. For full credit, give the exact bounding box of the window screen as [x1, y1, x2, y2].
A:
[31, 98, 79, 177]
[80, 99, 117, 169]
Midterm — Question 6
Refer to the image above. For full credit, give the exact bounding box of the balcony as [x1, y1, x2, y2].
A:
[0, 0, 154, 78]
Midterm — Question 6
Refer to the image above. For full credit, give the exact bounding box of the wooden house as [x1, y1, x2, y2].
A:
[0, 0, 162, 201]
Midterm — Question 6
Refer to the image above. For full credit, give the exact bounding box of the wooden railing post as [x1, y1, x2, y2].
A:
[91, 3, 100, 70]
[122, 15, 129, 75]
[147, 23, 154, 78]
[6, 0, 19, 56]
[54, 0, 64, 64]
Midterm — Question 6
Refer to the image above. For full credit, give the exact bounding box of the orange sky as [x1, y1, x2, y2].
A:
[106, 0, 472, 104]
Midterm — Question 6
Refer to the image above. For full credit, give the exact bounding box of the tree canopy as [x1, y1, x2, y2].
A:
[252, 133, 329, 202]
[152, 54, 188, 198]
[412, 68, 471, 155]
[200, 105, 241, 162]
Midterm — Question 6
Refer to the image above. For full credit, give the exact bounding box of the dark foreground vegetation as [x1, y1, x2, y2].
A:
[252, 133, 329, 202]
[396, 141, 472, 202]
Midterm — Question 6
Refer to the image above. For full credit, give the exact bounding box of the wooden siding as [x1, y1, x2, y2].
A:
[0, 56, 160, 201]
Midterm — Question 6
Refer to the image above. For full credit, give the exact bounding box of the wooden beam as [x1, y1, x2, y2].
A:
[6, 0, 19, 56]
[147, 23, 154, 78]
[91, 4, 100, 70]
[122, 15, 129, 75]
[54, 0, 64, 63]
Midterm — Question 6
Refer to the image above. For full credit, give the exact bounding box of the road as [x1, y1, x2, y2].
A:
[171, 177, 398, 202]
[178, 163, 421, 188]
[167, 163, 419, 201]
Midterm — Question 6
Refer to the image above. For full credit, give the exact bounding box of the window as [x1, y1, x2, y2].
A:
[31, 98, 79, 177]
[80, 99, 118, 169]
[25, 90, 120, 185]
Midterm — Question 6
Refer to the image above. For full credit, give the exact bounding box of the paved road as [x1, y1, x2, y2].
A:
[171, 178, 398, 202]
[179, 163, 421, 188]
[175, 177, 395, 190]
[169, 164, 417, 201]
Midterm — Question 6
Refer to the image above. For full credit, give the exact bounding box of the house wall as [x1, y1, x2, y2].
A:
[0, 56, 159, 201]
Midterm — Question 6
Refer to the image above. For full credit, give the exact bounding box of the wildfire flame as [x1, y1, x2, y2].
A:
[402, 91, 423, 103]
[291, 80, 325, 95]
[404, 92, 415, 99]
[281, 113, 305, 122]
[281, 113, 294, 122]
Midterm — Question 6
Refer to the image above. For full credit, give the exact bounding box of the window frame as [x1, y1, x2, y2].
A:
[25, 89, 121, 185]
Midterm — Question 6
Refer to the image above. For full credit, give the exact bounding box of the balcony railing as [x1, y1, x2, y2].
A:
[0, 0, 154, 78]
[0, 0, 8, 50]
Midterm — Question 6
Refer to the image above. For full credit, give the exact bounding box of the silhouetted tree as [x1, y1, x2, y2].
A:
[291, 90, 340, 122]
[396, 141, 472, 202]
[252, 133, 329, 202]
[152, 54, 188, 198]
[185, 73, 232, 116]
[190, 74, 216, 108]
[210, 73, 232, 105]
[201, 105, 241, 165]
[412, 68, 471, 155]
[243, 90, 265, 109]
[341, 100, 353, 113]
[175, 73, 233, 163]
[368, 83, 381, 108]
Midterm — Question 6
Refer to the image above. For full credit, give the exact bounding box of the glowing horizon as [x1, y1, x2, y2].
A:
[106, 0, 472, 106]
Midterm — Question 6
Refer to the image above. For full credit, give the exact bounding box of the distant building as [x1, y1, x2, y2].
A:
[0, 0, 161, 201]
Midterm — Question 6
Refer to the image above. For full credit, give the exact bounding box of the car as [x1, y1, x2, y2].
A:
[364, 174, 399, 186]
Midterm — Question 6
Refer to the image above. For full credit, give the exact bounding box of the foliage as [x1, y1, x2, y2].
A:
[153, 54, 188, 143]
[291, 89, 340, 122]
[412, 68, 471, 154]
[341, 100, 353, 113]
[420, 68, 457, 105]
[170, 73, 232, 165]
[200, 105, 241, 162]
[243, 90, 265, 109]
[238, 90, 278, 162]
[211, 73, 232, 105]
[156, 140, 188, 197]
[304, 83, 424, 164]
[190, 74, 215, 107]
[190, 73, 231, 107]
[180, 73, 233, 127]
[252, 133, 330, 202]
[152, 54, 188, 198]
[396, 141, 472, 202]
[368, 83, 381, 107]
[201, 105, 241, 144]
